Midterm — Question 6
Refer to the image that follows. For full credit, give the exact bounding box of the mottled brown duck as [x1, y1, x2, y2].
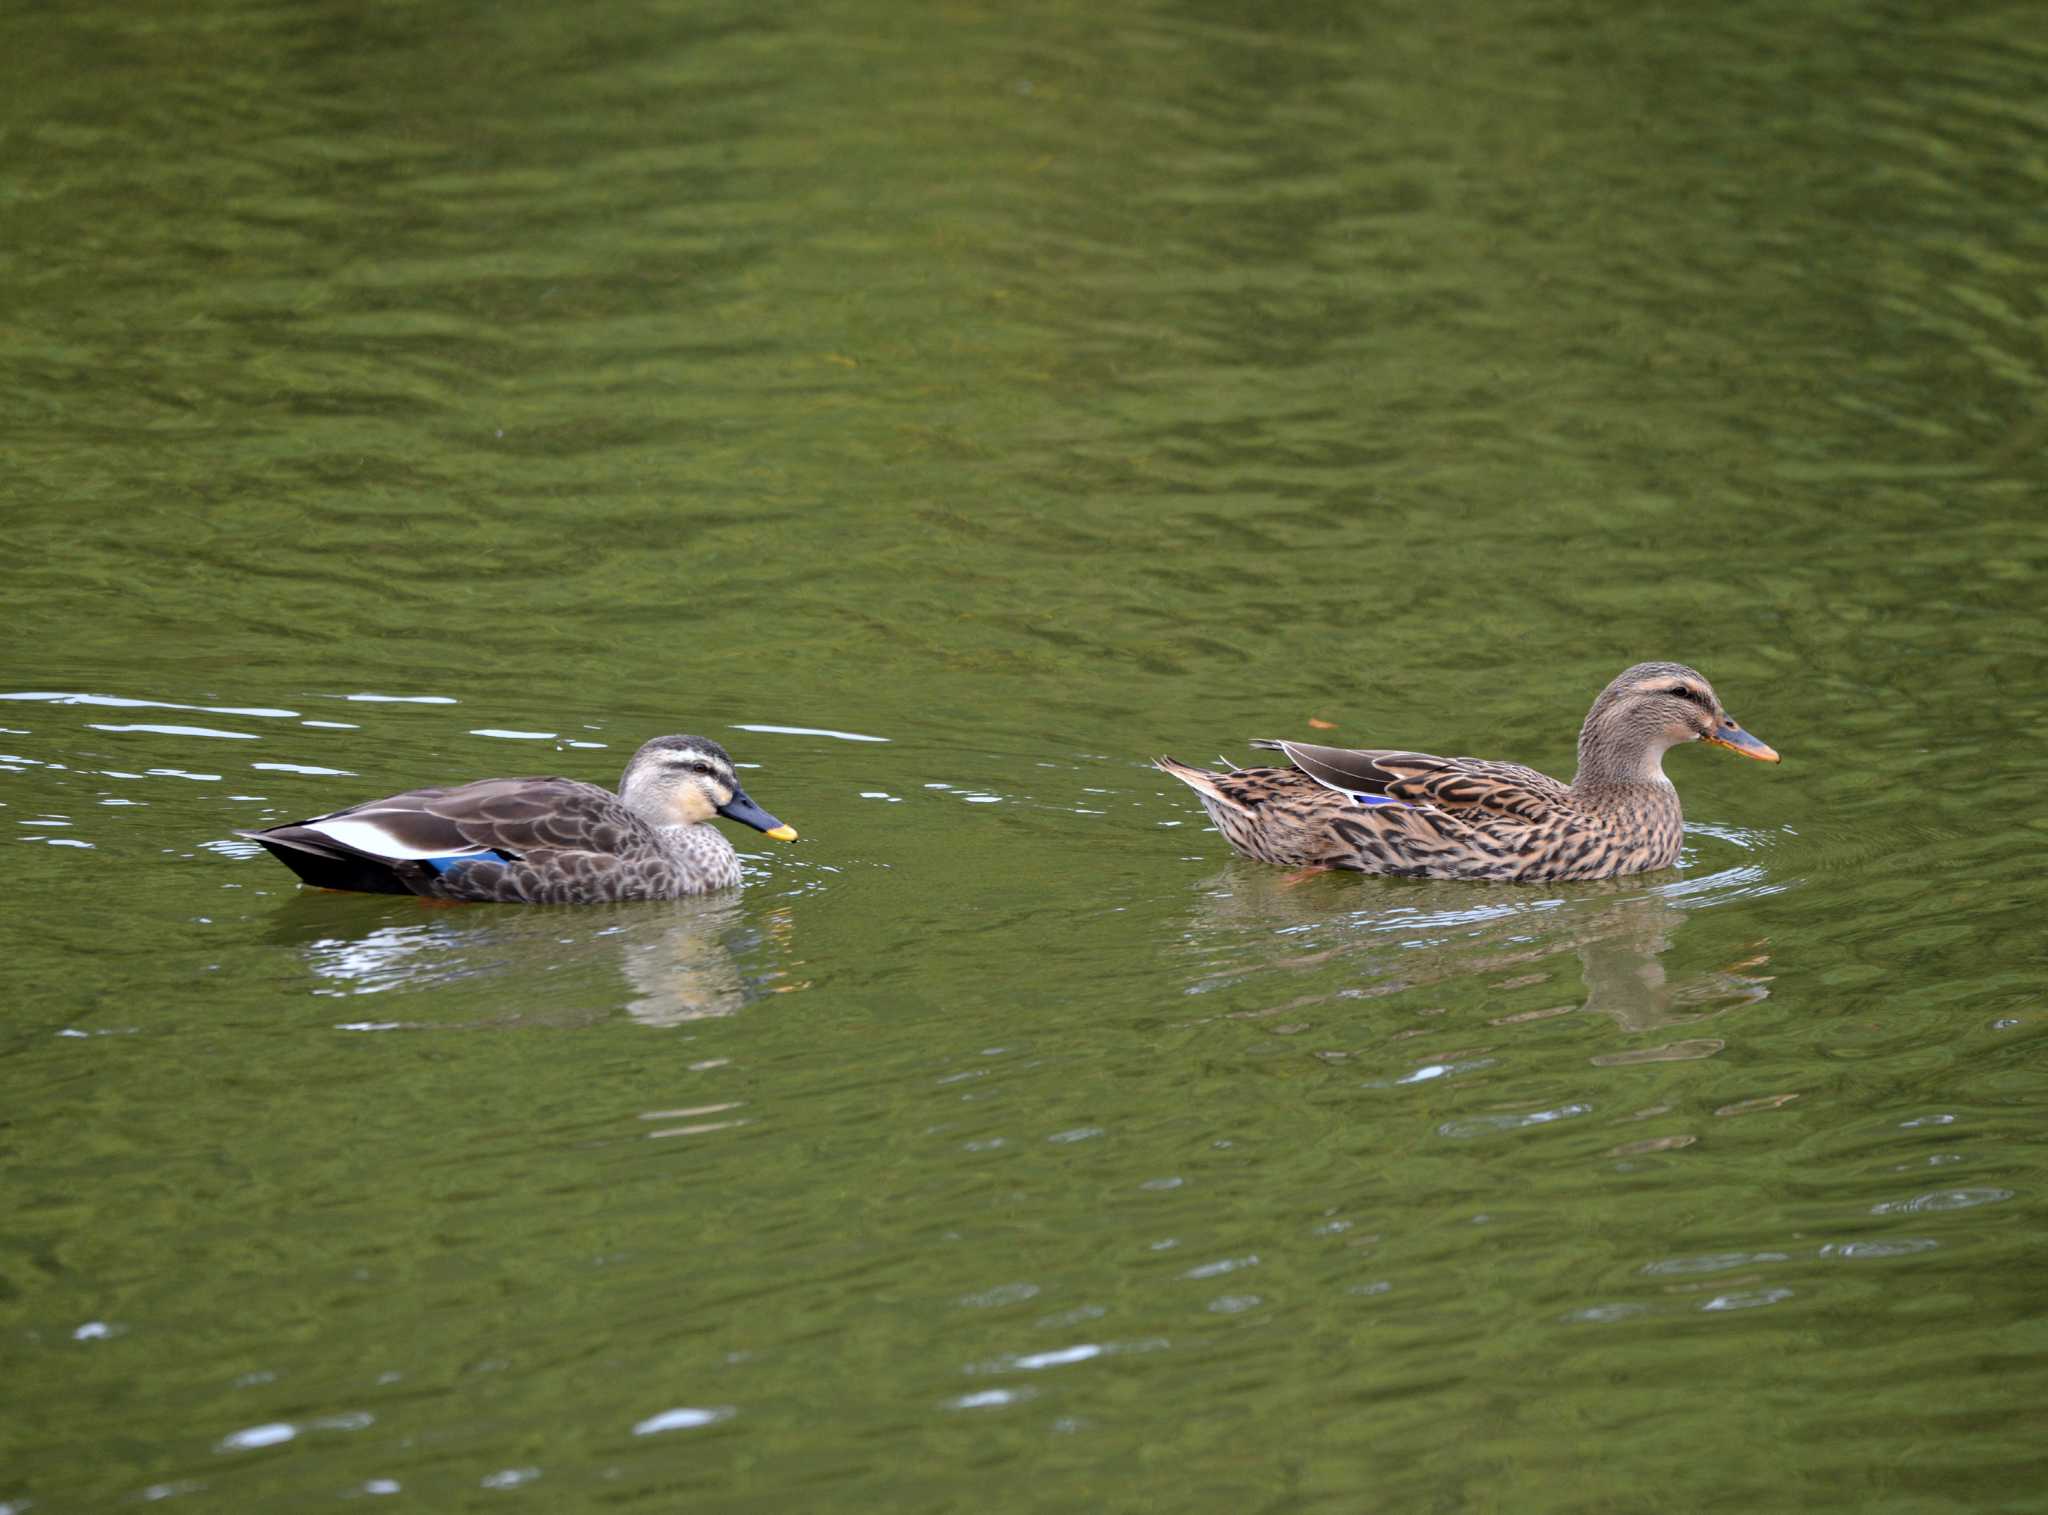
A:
[1155, 662, 1778, 882]
[238, 735, 798, 902]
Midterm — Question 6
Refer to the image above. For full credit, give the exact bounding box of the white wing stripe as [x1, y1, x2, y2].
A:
[307, 817, 489, 861]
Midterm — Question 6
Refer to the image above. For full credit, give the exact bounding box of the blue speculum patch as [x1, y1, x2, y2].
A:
[423, 850, 517, 873]
[1352, 793, 1401, 807]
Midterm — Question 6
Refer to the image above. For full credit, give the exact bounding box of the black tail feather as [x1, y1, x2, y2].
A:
[239, 829, 415, 896]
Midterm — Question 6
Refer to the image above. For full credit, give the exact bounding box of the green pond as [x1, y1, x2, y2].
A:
[4, 0, 2045, 1508]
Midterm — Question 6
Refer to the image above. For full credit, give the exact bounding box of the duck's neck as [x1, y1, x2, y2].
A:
[1572, 726, 1677, 791]
[654, 817, 717, 844]
[664, 818, 739, 874]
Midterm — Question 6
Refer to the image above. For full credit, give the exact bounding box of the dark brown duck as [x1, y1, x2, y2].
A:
[238, 734, 798, 903]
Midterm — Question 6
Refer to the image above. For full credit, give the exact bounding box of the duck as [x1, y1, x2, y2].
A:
[237, 734, 798, 903]
[1155, 661, 1778, 882]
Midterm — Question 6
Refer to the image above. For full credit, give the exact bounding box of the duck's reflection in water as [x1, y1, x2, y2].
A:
[1175, 865, 1773, 1059]
[268, 891, 800, 1027]
[618, 897, 788, 1026]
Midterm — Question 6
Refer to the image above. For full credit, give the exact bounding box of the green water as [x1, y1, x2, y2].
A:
[5, 0, 2045, 1508]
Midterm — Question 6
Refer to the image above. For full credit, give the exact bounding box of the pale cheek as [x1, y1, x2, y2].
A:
[668, 787, 714, 825]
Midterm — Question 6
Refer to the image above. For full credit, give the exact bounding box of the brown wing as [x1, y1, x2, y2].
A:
[1252, 740, 1572, 822]
[414, 777, 653, 858]
[267, 777, 656, 862]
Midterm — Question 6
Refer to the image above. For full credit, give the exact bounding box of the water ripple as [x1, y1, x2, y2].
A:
[1869, 1187, 2014, 1215]
[1701, 1289, 1794, 1312]
[1437, 1104, 1592, 1139]
[1642, 1251, 1789, 1276]
[1182, 1255, 1258, 1280]
[1820, 1239, 1940, 1259]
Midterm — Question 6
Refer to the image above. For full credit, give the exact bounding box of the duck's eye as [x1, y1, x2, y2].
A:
[688, 761, 714, 776]
[1669, 685, 1696, 702]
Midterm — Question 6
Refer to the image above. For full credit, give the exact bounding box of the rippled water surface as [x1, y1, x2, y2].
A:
[5, 0, 2045, 1509]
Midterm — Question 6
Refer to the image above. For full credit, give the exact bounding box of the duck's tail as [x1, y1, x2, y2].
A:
[1153, 756, 1254, 815]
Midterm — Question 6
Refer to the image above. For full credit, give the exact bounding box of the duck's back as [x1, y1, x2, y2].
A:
[406, 778, 739, 903]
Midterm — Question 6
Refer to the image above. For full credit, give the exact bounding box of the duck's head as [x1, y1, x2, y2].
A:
[1576, 662, 1779, 785]
[619, 735, 799, 840]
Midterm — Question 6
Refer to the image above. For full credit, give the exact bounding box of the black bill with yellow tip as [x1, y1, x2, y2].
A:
[718, 787, 800, 841]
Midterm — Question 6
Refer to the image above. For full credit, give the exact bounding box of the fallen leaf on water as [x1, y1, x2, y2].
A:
[1308, 717, 1337, 729]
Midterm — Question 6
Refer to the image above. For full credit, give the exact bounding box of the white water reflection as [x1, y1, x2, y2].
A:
[87, 722, 259, 740]
[1869, 1188, 2013, 1215]
[216, 1421, 294, 1452]
[950, 1388, 1035, 1410]
[1701, 1288, 1794, 1312]
[731, 722, 890, 743]
[968, 1338, 1169, 1376]
[1821, 1238, 1939, 1259]
[632, 1406, 734, 1435]
[0, 692, 298, 718]
[265, 890, 802, 1029]
[1437, 1104, 1593, 1140]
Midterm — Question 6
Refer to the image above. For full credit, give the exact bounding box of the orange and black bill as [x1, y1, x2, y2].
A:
[1705, 720, 1780, 763]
